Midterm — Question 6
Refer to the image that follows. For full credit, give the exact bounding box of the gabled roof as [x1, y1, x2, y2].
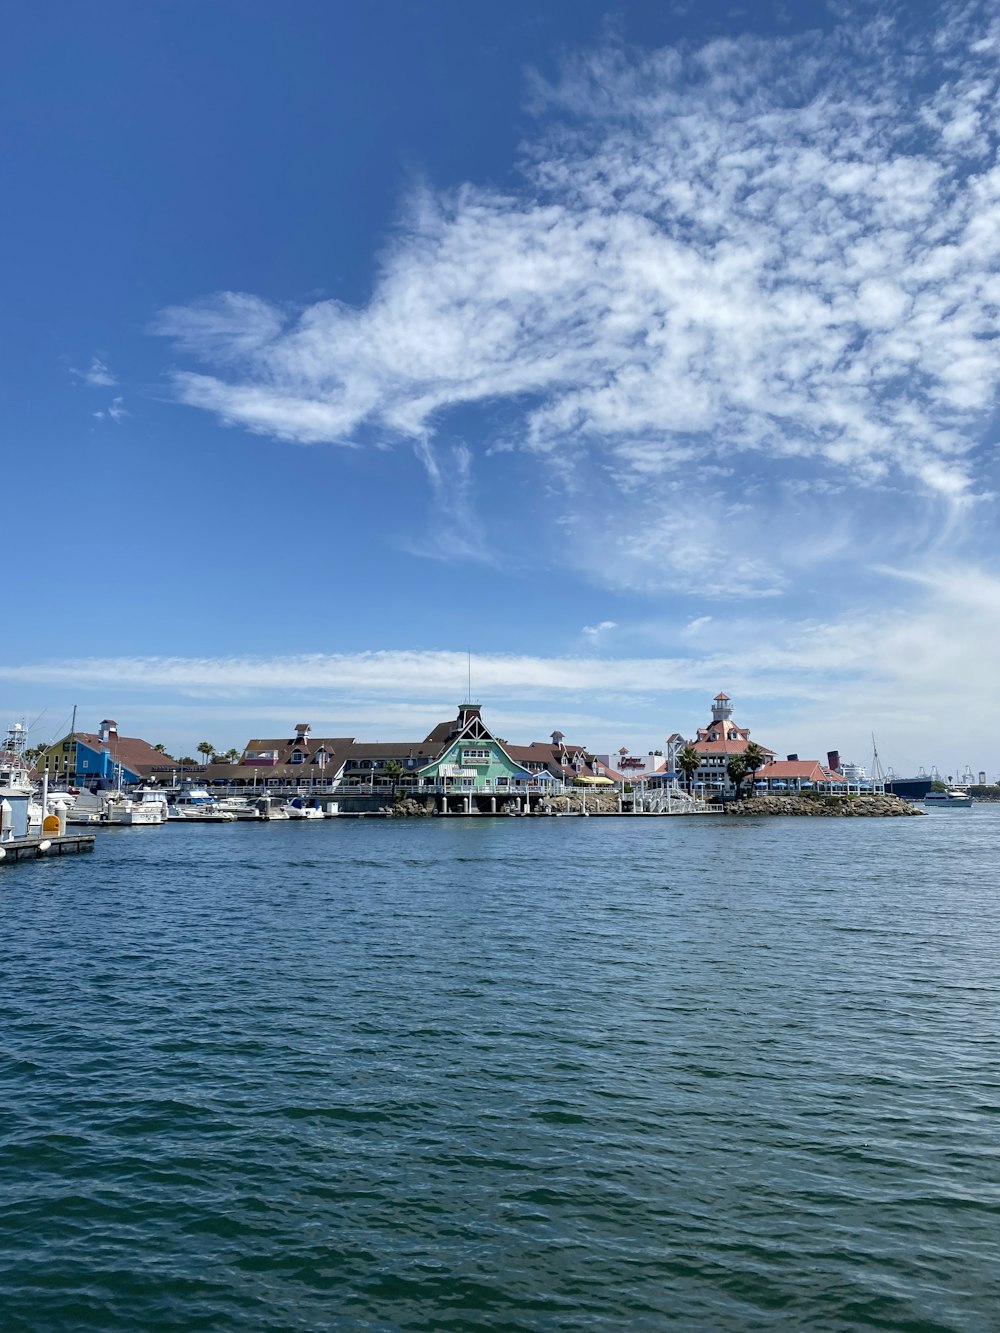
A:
[188, 737, 356, 783]
[505, 740, 604, 782]
[72, 731, 178, 773]
[242, 735, 355, 761]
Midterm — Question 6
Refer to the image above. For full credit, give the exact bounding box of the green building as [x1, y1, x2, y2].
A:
[416, 703, 553, 810]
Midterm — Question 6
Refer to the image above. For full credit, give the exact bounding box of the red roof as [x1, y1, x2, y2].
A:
[74, 732, 178, 773]
[714, 692, 730, 701]
[693, 737, 776, 757]
[756, 759, 845, 783]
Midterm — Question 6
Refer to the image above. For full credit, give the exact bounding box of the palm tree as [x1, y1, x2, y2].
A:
[196, 740, 215, 767]
[224, 747, 241, 764]
[382, 759, 406, 803]
[153, 742, 167, 754]
[743, 742, 767, 794]
[726, 754, 749, 800]
[677, 745, 700, 793]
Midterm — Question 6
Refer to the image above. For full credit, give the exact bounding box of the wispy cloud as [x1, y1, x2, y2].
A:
[3, 564, 998, 767]
[582, 620, 617, 639]
[73, 356, 118, 388]
[151, 5, 1000, 596]
[93, 396, 128, 423]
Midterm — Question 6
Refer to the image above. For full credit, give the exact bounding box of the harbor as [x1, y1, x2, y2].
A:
[3, 690, 970, 869]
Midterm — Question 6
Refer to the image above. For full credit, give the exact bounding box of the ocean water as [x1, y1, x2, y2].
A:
[2, 807, 999, 1332]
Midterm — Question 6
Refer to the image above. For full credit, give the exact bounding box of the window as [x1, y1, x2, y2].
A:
[289, 750, 304, 764]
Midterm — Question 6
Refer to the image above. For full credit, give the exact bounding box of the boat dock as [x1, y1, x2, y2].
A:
[0, 833, 96, 864]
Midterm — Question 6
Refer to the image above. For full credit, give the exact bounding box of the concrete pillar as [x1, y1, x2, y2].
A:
[490, 797, 496, 814]
[439, 795, 447, 814]
[464, 796, 471, 815]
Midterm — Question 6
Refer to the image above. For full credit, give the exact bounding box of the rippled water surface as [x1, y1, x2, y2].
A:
[3, 808, 1000, 1331]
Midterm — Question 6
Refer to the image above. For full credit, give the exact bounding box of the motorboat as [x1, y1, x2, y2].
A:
[103, 786, 169, 825]
[283, 800, 324, 820]
[215, 796, 262, 820]
[167, 785, 237, 822]
[923, 788, 973, 808]
[65, 789, 103, 825]
[166, 807, 236, 822]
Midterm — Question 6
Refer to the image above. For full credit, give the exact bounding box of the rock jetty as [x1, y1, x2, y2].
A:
[725, 794, 923, 817]
[382, 797, 434, 817]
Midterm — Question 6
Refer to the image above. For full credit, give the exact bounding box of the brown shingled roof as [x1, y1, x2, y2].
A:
[75, 731, 178, 773]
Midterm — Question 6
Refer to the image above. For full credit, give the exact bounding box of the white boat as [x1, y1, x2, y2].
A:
[65, 788, 103, 825]
[283, 801, 324, 820]
[166, 785, 237, 821]
[103, 786, 169, 825]
[166, 807, 237, 822]
[215, 796, 262, 820]
[923, 788, 973, 808]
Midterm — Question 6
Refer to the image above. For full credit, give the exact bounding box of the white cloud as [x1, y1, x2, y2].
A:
[73, 357, 117, 388]
[150, 7, 1000, 596]
[582, 620, 617, 639]
[4, 564, 999, 768]
[93, 396, 128, 423]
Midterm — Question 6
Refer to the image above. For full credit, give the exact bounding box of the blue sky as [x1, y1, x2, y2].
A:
[3, 0, 999, 778]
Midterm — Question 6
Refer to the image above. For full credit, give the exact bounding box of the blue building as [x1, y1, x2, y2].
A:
[37, 719, 173, 788]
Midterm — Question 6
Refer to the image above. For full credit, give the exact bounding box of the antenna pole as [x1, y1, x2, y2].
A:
[467, 650, 472, 704]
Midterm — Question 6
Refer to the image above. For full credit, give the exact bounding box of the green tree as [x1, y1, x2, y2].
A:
[223, 748, 241, 763]
[726, 754, 749, 799]
[196, 740, 215, 766]
[743, 742, 768, 793]
[677, 745, 700, 793]
[153, 742, 167, 754]
[176, 756, 197, 766]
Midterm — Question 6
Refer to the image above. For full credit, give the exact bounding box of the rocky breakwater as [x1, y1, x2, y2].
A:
[381, 797, 434, 817]
[725, 793, 924, 817]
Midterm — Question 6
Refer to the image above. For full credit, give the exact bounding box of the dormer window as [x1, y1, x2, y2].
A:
[289, 750, 304, 765]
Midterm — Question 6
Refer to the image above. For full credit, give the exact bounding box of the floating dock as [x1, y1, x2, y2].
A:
[0, 833, 96, 864]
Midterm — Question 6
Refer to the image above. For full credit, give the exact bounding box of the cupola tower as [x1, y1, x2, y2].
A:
[711, 692, 733, 723]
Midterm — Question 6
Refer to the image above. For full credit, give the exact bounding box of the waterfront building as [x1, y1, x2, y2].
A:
[178, 706, 588, 809]
[36, 718, 175, 788]
[412, 703, 546, 805]
[684, 692, 775, 795]
[508, 731, 620, 785]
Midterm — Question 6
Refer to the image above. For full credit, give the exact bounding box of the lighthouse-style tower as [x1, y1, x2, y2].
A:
[711, 692, 733, 724]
